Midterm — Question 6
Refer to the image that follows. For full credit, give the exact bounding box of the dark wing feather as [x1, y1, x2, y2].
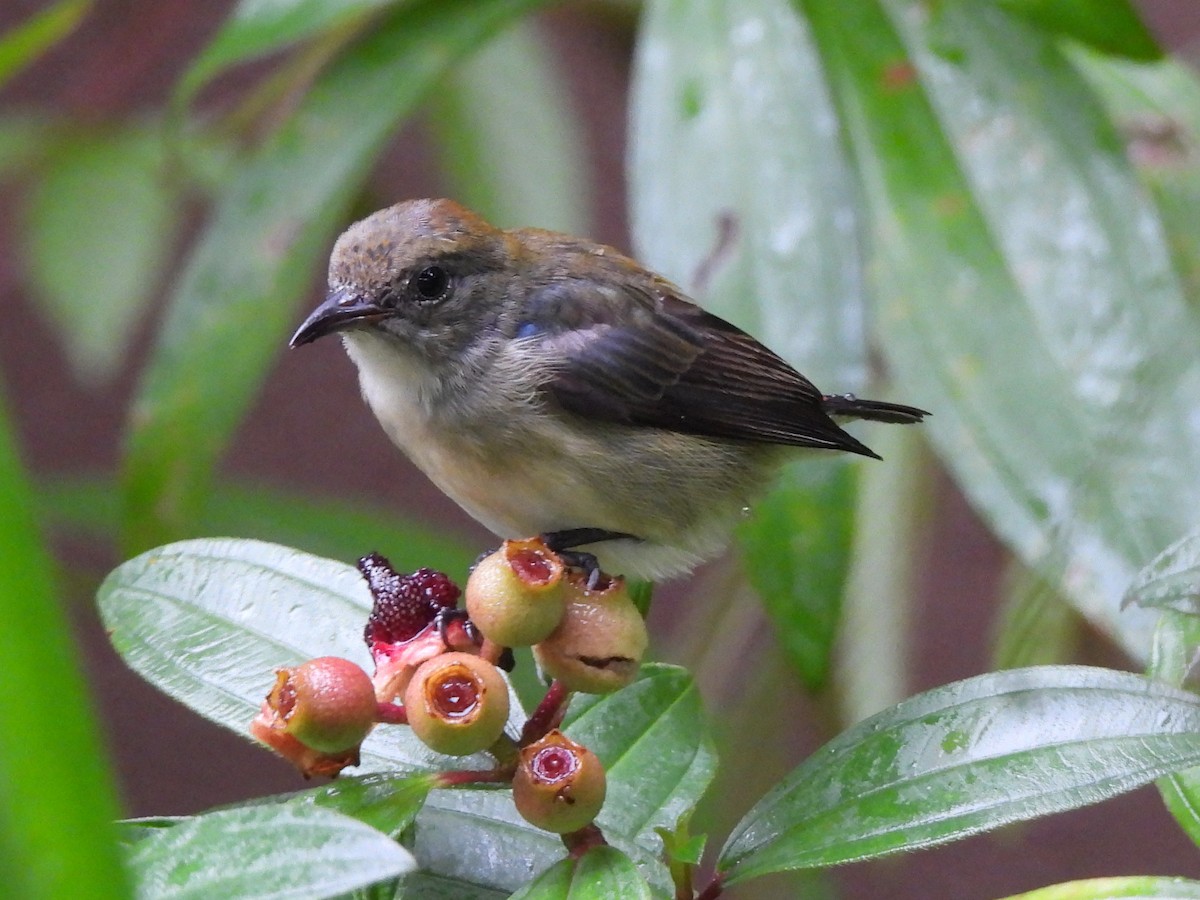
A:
[521, 280, 879, 457]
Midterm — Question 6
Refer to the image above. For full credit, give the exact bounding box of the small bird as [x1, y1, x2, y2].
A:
[291, 199, 926, 581]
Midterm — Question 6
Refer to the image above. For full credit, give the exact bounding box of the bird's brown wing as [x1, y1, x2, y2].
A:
[520, 281, 877, 457]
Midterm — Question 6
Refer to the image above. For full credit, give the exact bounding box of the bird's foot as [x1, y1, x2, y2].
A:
[539, 528, 639, 590]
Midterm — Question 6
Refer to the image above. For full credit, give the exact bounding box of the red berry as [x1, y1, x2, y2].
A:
[359, 553, 460, 645]
[412, 567, 461, 610]
[512, 730, 607, 834]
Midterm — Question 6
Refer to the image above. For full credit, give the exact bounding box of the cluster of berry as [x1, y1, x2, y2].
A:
[250, 538, 647, 836]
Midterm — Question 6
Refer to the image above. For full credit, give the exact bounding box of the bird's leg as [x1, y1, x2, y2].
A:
[431, 606, 515, 670]
[539, 528, 639, 590]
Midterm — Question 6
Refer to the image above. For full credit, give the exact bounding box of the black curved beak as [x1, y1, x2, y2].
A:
[289, 287, 389, 348]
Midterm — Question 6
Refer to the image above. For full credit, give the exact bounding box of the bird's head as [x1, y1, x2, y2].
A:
[290, 199, 516, 362]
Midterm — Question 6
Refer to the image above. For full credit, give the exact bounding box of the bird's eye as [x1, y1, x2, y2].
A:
[413, 265, 451, 302]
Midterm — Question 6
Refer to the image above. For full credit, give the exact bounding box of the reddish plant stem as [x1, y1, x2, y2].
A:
[435, 768, 514, 788]
[375, 701, 407, 725]
[521, 679, 570, 745]
[695, 874, 724, 900]
[561, 822, 607, 858]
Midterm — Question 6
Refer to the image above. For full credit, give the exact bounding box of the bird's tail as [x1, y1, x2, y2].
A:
[822, 393, 929, 424]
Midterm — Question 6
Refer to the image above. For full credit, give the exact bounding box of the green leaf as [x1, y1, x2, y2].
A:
[630, 0, 871, 689]
[564, 664, 717, 846]
[408, 789, 669, 897]
[719, 665, 1200, 882]
[800, 0, 1200, 659]
[122, 0, 547, 553]
[430, 18, 588, 234]
[737, 459, 855, 688]
[630, 0, 866, 387]
[38, 476, 473, 575]
[124, 804, 414, 898]
[1001, 875, 1200, 899]
[0, 114, 53, 181]
[394, 873, 507, 899]
[0, 0, 91, 86]
[0, 390, 128, 899]
[1148, 611, 1200, 848]
[508, 846, 653, 900]
[245, 772, 436, 839]
[24, 125, 179, 383]
[96, 538, 520, 774]
[396, 671, 704, 896]
[991, 560, 1079, 670]
[994, 0, 1160, 60]
[1123, 527, 1200, 614]
[177, 0, 401, 105]
[1069, 50, 1200, 308]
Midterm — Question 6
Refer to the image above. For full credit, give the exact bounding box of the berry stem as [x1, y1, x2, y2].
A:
[435, 767, 514, 788]
[487, 733, 521, 771]
[375, 701, 408, 725]
[520, 680, 570, 745]
[561, 822, 606, 859]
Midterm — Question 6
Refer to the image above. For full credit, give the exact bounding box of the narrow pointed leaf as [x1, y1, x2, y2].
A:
[176, 0, 399, 104]
[0, 392, 128, 899]
[125, 804, 414, 899]
[720, 666, 1200, 882]
[122, 0, 545, 552]
[991, 560, 1078, 670]
[996, 0, 1160, 60]
[737, 459, 856, 687]
[1148, 611, 1200, 848]
[25, 125, 179, 383]
[431, 19, 588, 234]
[0, 0, 90, 86]
[1123, 527, 1200, 614]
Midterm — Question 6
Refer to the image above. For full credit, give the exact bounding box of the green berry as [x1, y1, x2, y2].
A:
[466, 538, 567, 647]
[403, 652, 510, 756]
[533, 575, 647, 694]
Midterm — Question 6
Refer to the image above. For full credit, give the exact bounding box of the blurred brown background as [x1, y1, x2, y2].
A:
[3, 1, 1200, 896]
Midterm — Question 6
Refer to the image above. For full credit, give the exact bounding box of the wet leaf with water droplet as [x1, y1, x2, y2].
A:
[96, 538, 521, 774]
[719, 665, 1200, 882]
[799, 0, 1200, 659]
[124, 804, 414, 898]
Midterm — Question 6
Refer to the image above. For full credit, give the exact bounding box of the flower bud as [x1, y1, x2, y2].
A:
[267, 656, 377, 753]
[404, 652, 510, 756]
[533, 575, 647, 693]
[466, 538, 567, 647]
[512, 730, 606, 834]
